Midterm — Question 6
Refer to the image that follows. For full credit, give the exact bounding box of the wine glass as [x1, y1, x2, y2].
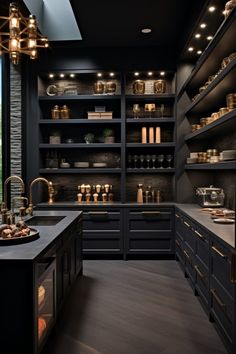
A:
[128, 155, 132, 168]
[151, 154, 156, 169]
[146, 154, 151, 169]
[157, 154, 164, 168]
[140, 154, 145, 169]
[134, 154, 138, 169]
[132, 104, 141, 119]
[166, 154, 173, 168]
[160, 104, 165, 118]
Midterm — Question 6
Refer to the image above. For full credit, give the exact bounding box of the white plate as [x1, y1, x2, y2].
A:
[92, 163, 107, 168]
[213, 218, 235, 224]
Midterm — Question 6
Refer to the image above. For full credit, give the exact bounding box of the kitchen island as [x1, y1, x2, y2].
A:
[0, 210, 83, 354]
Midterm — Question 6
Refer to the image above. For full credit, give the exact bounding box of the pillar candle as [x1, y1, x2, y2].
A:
[155, 127, 161, 143]
[141, 127, 147, 143]
[149, 127, 154, 143]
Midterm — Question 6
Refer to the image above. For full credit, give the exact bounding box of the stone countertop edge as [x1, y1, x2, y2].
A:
[0, 210, 82, 261]
[38, 202, 235, 248]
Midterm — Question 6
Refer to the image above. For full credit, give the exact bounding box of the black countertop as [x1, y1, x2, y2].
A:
[0, 210, 82, 261]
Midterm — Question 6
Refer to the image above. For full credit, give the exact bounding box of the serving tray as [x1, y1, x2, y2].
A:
[0, 228, 39, 245]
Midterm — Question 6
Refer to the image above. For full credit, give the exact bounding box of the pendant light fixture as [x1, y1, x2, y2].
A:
[0, 2, 49, 65]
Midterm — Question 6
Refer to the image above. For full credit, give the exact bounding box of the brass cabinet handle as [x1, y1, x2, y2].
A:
[211, 245, 227, 259]
[175, 214, 180, 218]
[230, 252, 236, 283]
[141, 211, 161, 215]
[194, 230, 205, 241]
[88, 211, 108, 216]
[210, 289, 226, 310]
[183, 250, 190, 260]
[194, 265, 204, 279]
[183, 221, 190, 228]
[175, 239, 180, 247]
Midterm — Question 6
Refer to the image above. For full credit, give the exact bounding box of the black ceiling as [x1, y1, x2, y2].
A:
[69, 0, 208, 52]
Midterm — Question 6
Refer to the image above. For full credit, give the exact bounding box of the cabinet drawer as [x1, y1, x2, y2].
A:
[127, 235, 172, 253]
[183, 247, 195, 285]
[210, 279, 234, 342]
[194, 227, 209, 271]
[194, 261, 209, 308]
[83, 231, 122, 253]
[83, 211, 121, 231]
[175, 236, 185, 265]
[128, 210, 172, 231]
[210, 241, 234, 296]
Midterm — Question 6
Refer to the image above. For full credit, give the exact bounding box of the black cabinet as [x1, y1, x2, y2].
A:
[125, 207, 174, 256]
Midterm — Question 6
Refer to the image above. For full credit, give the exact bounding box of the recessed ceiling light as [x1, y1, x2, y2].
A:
[49, 74, 54, 78]
[134, 72, 139, 76]
[70, 74, 75, 78]
[197, 50, 202, 55]
[209, 6, 216, 12]
[60, 74, 65, 78]
[141, 28, 152, 34]
[109, 72, 114, 77]
[160, 71, 165, 76]
[188, 47, 194, 52]
[97, 73, 102, 77]
[207, 36, 213, 41]
[148, 72, 153, 76]
[195, 33, 201, 39]
[200, 23, 207, 28]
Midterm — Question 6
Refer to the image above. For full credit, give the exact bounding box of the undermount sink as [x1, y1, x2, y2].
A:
[25, 215, 65, 226]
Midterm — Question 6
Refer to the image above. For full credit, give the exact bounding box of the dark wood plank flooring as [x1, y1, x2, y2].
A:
[42, 261, 227, 354]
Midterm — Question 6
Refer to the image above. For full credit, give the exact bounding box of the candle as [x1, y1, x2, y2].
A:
[141, 127, 147, 143]
[149, 127, 154, 143]
[155, 127, 161, 143]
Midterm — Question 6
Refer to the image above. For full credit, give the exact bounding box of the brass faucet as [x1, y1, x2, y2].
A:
[2, 175, 25, 211]
[27, 177, 53, 215]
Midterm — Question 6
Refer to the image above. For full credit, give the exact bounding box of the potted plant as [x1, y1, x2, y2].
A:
[103, 128, 115, 143]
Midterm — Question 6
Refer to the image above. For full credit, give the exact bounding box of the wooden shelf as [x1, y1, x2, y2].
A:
[185, 161, 236, 170]
[125, 94, 175, 101]
[126, 118, 175, 123]
[185, 109, 236, 141]
[40, 168, 121, 174]
[39, 95, 121, 101]
[126, 143, 175, 148]
[127, 168, 175, 173]
[185, 58, 236, 115]
[39, 143, 121, 149]
[39, 119, 121, 124]
[179, 8, 236, 95]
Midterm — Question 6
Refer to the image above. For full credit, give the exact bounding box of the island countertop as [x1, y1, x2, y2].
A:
[0, 210, 82, 261]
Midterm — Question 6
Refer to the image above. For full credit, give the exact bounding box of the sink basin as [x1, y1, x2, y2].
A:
[25, 215, 65, 226]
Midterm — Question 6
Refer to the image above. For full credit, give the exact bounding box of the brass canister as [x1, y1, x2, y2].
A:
[60, 105, 70, 119]
[133, 80, 145, 94]
[51, 105, 60, 119]
[154, 80, 166, 94]
[94, 81, 104, 94]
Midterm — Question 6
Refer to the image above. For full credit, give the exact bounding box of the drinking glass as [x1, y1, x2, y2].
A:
[160, 104, 165, 118]
[132, 104, 141, 119]
[151, 154, 156, 169]
[140, 154, 145, 169]
[146, 154, 151, 168]
[134, 154, 138, 169]
[128, 155, 132, 168]
[157, 154, 164, 168]
[166, 154, 173, 168]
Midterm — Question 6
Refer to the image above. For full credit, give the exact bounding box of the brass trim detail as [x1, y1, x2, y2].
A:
[194, 265, 204, 278]
[88, 211, 109, 216]
[183, 250, 190, 260]
[210, 289, 226, 309]
[194, 230, 205, 240]
[183, 221, 190, 228]
[141, 211, 161, 215]
[175, 214, 180, 218]
[175, 239, 180, 247]
[230, 252, 236, 283]
[211, 245, 227, 259]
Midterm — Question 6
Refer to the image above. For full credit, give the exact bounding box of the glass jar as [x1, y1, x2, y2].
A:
[60, 105, 70, 119]
[51, 105, 60, 119]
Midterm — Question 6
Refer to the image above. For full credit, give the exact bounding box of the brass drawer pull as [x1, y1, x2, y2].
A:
[211, 246, 227, 259]
[175, 214, 180, 218]
[230, 252, 236, 283]
[194, 230, 205, 240]
[88, 211, 108, 216]
[194, 265, 204, 278]
[141, 211, 161, 216]
[183, 250, 190, 260]
[175, 239, 180, 247]
[211, 289, 226, 310]
[183, 221, 190, 228]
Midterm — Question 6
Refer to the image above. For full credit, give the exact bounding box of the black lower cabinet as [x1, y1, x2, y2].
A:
[175, 210, 236, 354]
[125, 207, 174, 257]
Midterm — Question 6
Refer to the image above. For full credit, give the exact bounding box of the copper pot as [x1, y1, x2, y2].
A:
[154, 80, 166, 94]
[133, 80, 145, 94]
[94, 81, 104, 94]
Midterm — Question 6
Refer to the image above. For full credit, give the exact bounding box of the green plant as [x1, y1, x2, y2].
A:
[103, 128, 114, 137]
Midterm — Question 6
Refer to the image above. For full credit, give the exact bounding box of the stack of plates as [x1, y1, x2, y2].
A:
[220, 150, 236, 161]
[92, 162, 107, 168]
[74, 162, 89, 168]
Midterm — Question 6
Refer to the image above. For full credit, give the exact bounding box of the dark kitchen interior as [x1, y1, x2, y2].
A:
[0, 0, 236, 353]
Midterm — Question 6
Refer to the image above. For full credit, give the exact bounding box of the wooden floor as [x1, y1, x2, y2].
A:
[42, 260, 227, 354]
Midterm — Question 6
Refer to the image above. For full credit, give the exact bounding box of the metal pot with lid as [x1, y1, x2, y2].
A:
[196, 185, 225, 207]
